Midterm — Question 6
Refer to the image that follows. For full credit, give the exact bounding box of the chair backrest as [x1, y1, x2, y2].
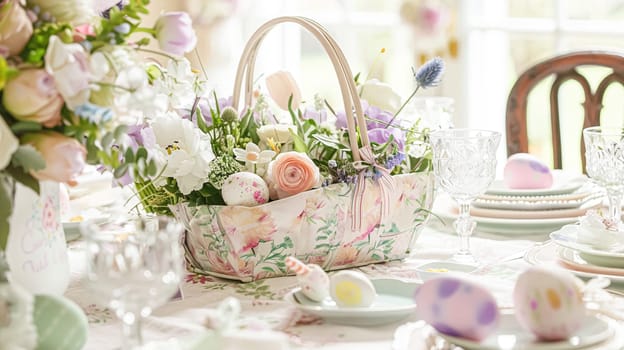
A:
[506, 51, 624, 170]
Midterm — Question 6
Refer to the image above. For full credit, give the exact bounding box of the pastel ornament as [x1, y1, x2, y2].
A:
[329, 270, 376, 308]
[415, 276, 500, 341]
[513, 266, 585, 341]
[504, 153, 553, 189]
[285, 256, 329, 302]
[221, 172, 270, 206]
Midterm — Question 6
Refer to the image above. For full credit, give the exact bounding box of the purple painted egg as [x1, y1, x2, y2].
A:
[415, 276, 500, 341]
[503, 153, 553, 189]
[513, 267, 585, 341]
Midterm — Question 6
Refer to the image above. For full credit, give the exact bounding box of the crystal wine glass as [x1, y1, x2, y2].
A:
[583, 126, 624, 228]
[81, 214, 183, 349]
[430, 129, 501, 264]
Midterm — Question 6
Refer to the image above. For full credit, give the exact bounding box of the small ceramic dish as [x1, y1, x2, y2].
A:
[415, 261, 476, 281]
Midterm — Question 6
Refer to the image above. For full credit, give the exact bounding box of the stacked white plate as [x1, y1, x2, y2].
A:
[548, 225, 624, 285]
[434, 170, 600, 236]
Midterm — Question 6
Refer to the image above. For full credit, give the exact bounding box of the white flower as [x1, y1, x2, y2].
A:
[115, 66, 168, 119]
[0, 117, 18, 170]
[233, 142, 275, 176]
[151, 59, 200, 110]
[576, 210, 622, 249]
[28, 0, 96, 25]
[359, 79, 402, 114]
[150, 114, 214, 195]
[0, 281, 37, 349]
[45, 35, 108, 110]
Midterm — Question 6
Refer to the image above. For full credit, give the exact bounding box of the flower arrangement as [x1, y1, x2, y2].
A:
[0, 0, 199, 249]
[120, 53, 446, 215]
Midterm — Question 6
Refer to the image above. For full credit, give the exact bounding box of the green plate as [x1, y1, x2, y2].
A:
[284, 278, 418, 326]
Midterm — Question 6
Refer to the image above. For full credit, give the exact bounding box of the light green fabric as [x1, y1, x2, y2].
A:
[33, 295, 88, 350]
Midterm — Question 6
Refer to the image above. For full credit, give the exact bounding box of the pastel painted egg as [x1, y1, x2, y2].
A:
[503, 153, 553, 189]
[221, 172, 270, 206]
[298, 265, 330, 302]
[513, 266, 585, 341]
[415, 276, 499, 341]
[329, 271, 376, 308]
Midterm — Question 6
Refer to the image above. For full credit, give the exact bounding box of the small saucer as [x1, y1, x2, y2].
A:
[284, 278, 418, 326]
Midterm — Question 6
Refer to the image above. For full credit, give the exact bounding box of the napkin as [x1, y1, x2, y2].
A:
[575, 210, 623, 250]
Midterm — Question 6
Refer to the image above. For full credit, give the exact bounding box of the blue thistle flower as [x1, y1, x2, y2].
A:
[413, 57, 444, 88]
[385, 57, 445, 128]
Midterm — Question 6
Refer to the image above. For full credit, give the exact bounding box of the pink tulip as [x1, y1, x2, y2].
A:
[265, 71, 302, 111]
[0, 0, 33, 56]
[154, 12, 197, 56]
[21, 132, 87, 186]
[2, 69, 64, 127]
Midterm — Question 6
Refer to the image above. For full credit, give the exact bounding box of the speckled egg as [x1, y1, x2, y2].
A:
[329, 271, 376, 308]
[513, 266, 585, 341]
[221, 172, 270, 206]
[415, 276, 500, 341]
[504, 153, 553, 189]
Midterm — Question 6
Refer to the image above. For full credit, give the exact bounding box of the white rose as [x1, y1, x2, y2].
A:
[359, 79, 402, 114]
[0, 117, 18, 170]
[257, 124, 296, 145]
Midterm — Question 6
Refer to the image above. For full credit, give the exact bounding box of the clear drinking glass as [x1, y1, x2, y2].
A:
[430, 129, 501, 264]
[583, 126, 624, 228]
[81, 215, 184, 349]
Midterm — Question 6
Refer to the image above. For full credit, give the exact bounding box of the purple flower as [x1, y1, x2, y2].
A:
[218, 96, 233, 111]
[303, 107, 327, 124]
[367, 128, 405, 151]
[364, 103, 394, 130]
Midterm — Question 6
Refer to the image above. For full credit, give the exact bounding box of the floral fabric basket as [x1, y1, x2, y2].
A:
[172, 16, 435, 282]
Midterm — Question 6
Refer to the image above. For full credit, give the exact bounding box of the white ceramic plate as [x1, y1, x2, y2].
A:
[524, 242, 624, 285]
[486, 171, 587, 196]
[415, 261, 477, 281]
[434, 198, 578, 236]
[62, 210, 109, 242]
[474, 193, 596, 211]
[438, 312, 612, 350]
[550, 227, 624, 268]
[284, 278, 418, 326]
[558, 248, 624, 277]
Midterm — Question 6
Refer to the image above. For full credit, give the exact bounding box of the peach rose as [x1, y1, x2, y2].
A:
[0, 0, 33, 56]
[21, 131, 86, 186]
[267, 151, 320, 199]
[2, 69, 64, 127]
[265, 71, 301, 111]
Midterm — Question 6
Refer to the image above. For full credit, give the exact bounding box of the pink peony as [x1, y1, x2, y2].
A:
[0, 0, 33, 56]
[21, 132, 87, 186]
[267, 151, 320, 198]
[2, 69, 64, 127]
[154, 12, 197, 56]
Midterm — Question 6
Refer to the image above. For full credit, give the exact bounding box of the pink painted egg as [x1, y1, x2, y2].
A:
[513, 266, 585, 341]
[415, 276, 500, 341]
[503, 153, 553, 189]
[221, 172, 270, 206]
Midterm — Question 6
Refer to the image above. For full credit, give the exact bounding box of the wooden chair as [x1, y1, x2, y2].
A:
[506, 51, 624, 170]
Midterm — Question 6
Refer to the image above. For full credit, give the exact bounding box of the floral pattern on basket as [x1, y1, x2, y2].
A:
[172, 172, 434, 282]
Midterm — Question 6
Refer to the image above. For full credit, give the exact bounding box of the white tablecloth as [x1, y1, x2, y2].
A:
[63, 220, 624, 350]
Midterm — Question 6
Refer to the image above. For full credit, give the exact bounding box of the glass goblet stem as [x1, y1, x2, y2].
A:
[453, 199, 477, 263]
[120, 310, 143, 349]
[607, 189, 623, 225]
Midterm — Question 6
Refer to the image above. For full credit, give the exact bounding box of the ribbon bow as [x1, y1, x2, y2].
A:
[351, 146, 397, 231]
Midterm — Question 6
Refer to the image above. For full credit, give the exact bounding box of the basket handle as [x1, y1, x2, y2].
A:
[231, 16, 370, 161]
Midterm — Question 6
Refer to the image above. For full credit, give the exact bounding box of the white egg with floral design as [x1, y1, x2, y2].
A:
[222, 172, 270, 206]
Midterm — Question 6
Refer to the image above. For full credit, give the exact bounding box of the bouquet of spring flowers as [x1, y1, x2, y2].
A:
[0, 0, 198, 249]
[111, 31, 447, 281]
[122, 56, 446, 214]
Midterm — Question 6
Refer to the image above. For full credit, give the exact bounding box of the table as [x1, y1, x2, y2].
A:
[65, 223, 624, 349]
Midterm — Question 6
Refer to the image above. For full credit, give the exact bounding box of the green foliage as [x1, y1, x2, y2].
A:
[21, 22, 73, 64]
